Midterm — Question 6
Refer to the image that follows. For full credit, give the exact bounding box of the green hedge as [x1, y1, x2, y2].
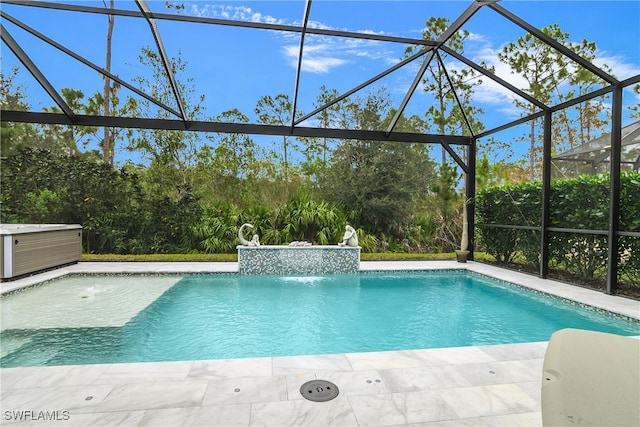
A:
[476, 171, 640, 283]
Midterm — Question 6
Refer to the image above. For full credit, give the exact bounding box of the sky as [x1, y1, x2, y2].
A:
[2, 0, 639, 164]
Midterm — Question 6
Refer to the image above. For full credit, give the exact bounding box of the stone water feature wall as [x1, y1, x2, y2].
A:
[237, 245, 360, 275]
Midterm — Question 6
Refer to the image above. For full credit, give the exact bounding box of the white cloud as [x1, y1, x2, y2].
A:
[277, 32, 399, 74]
[593, 51, 640, 81]
[186, 4, 285, 25]
[466, 46, 530, 112]
[465, 31, 488, 44]
[465, 37, 640, 104]
[283, 44, 348, 74]
[186, 3, 401, 74]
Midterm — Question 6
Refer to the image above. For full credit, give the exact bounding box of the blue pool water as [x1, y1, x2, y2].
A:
[1, 271, 638, 367]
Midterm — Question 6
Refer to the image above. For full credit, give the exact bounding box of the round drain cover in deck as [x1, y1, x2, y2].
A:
[300, 380, 339, 402]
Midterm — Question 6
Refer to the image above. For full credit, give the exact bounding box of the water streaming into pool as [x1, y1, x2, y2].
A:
[1, 271, 638, 367]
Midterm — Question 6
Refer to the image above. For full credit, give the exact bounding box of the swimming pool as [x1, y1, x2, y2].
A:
[1, 271, 638, 367]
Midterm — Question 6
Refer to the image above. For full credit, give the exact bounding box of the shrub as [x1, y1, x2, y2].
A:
[476, 171, 640, 281]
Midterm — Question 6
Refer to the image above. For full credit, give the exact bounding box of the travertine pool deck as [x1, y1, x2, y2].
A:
[1, 261, 639, 426]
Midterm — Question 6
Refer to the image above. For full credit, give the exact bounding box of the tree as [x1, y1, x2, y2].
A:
[407, 17, 488, 251]
[40, 88, 99, 156]
[101, 0, 116, 165]
[628, 84, 640, 119]
[1, 148, 139, 251]
[128, 47, 209, 195]
[428, 162, 461, 251]
[314, 86, 338, 162]
[555, 39, 611, 150]
[476, 153, 529, 190]
[85, 85, 137, 164]
[320, 88, 435, 237]
[198, 108, 261, 206]
[498, 24, 570, 179]
[213, 109, 257, 178]
[0, 66, 42, 156]
[255, 94, 300, 180]
[499, 26, 617, 176]
[1, 147, 203, 254]
[477, 136, 514, 165]
[405, 17, 486, 164]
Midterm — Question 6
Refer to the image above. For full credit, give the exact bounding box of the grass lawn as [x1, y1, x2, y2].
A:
[82, 252, 496, 262]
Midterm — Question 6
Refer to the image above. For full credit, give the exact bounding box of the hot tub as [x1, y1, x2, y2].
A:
[1, 224, 82, 280]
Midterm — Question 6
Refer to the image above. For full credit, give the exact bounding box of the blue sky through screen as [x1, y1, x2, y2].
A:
[1, 0, 639, 165]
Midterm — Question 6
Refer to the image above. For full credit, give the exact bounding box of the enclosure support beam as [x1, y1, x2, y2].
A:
[295, 47, 431, 126]
[135, 0, 187, 124]
[1, 110, 470, 145]
[468, 138, 477, 260]
[440, 46, 548, 111]
[1, 0, 442, 48]
[0, 23, 74, 123]
[385, 0, 485, 136]
[291, 0, 312, 130]
[476, 110, 546, 139]
[606, 85, 623, 294]
[488, 2, 618, 85]
[437, 51, 476, 138]
[540, 111, 552, 279]
[1, 10, 182, 119]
